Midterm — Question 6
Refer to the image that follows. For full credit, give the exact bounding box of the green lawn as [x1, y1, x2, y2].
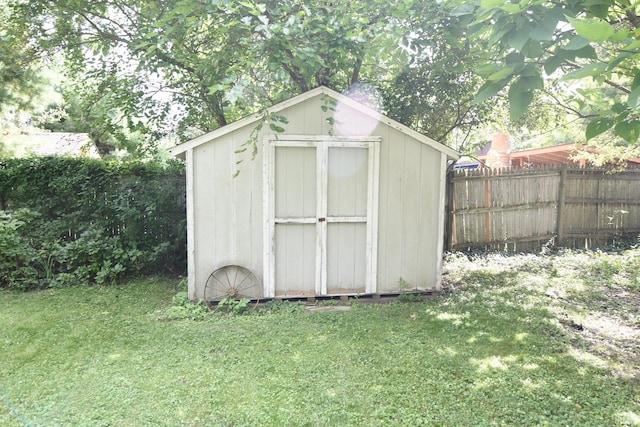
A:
[1, 249, 639, 426]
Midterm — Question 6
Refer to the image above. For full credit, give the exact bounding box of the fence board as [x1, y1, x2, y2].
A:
[449, 165, 640, 251]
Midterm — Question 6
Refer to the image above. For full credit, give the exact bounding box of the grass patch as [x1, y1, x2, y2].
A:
[1, 250, 639, 426]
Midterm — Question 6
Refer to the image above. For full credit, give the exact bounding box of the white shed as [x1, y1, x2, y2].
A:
[170, 86, 459, 302]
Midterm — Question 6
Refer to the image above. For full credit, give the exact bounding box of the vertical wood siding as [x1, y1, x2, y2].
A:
[190, 91, 449, 299]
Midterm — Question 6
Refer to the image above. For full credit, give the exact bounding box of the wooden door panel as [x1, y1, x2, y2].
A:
[274, 224, 316, 296]
[326, 222, 366, 294]
[327, 147, 368, 217]
[275, 146, 316, 218]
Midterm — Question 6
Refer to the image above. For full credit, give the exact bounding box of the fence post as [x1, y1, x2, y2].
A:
[556, 164, 567, 247]
[484, 171, 492, 244]
[445, 169, 455, 252]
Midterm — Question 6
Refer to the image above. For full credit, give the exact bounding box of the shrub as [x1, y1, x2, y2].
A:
[0, 157, 186, 289]
[0, 209, 39, 290]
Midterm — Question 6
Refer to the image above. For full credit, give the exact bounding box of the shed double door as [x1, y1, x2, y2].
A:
[264, 136, 379, 297]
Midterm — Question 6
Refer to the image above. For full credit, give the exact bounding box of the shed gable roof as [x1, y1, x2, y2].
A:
[169, 86, 459, 160]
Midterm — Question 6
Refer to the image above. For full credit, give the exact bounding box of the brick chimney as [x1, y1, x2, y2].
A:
[485, 133, 510, 168]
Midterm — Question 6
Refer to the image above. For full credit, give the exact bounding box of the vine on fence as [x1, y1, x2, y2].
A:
[0, 157, 186, 290]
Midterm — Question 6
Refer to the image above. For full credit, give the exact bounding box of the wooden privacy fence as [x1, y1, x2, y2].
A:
[447, 165, 640, 251]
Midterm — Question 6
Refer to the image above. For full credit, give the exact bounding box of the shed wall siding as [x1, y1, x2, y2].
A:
[376, 128, 442, 292]
[192, 126, 264, 299]
[190, 92, 447, 299]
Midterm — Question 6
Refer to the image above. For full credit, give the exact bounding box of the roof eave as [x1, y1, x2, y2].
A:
[169, 86, 460, 160]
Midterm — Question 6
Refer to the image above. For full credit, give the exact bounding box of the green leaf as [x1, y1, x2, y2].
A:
[622, 40, 640, 51]
[572, 45, 598, 60]
[450, 4, 476, 16]
[611, 102, 628, 114]
[566, 16, 615, 43]
[563, 36, 590, 51]
[530, 12, 560, 41]
[489, 23, 512, 46]
[606, 51, 632, 72]
[614, 120, 640, 143]
[480, 0, 507, 8]
[505, 51, 525, 65]
[609, 28, 630, 42]
[520, 74, 543, 91]
[508, 79, 534, 121]
[562, 63, 607, 80]
[584, 0, 610, 19]
[521, 40, 543, 59]
[520, 63, 540, 78]
[507, 28, 531, 52]
[544, 56, 564, 75]
[487, 65, 516, 81]
[585, 117, 614, 140]
[473, 78, 510, 104]
[269, 123, 285, 133]
[475, 63, 500, 75]
[499, 4, 521, 13]
[627, 86, 640, 108]
[632, 72, 640, 90]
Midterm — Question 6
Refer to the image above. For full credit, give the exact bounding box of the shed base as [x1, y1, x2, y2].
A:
[205, 290, 439, 308]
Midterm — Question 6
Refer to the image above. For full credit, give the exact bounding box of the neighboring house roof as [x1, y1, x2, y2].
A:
[453, 156, 480, 170]
[476, 137, 640, 168]
[30, 133, 100, 158]
[169, 86, 460, 160]
[504, 143, 588, 166]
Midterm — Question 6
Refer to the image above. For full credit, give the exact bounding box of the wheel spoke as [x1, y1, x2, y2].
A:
[235, 273, 254, 293]
[232, 267, 240, 288]
[205, 265, 261, 302]
[211, 273, 229, 289]
[223, 268, 232, 290]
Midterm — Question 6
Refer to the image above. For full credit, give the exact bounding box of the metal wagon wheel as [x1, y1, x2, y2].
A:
[204, 265, 261, 310]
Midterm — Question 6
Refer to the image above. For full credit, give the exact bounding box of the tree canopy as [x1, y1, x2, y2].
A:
[5, 0, 507, 155]
[9, 0, 635, 158]
[456, 0, 640, 145]
[0, 0, 43, 112]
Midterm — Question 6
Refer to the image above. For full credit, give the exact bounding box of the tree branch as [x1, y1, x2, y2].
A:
[558, 56, 631, 94]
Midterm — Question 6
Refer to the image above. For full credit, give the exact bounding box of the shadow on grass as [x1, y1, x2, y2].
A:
[437, 251, 639, 423]
[418, 271, 636, 424]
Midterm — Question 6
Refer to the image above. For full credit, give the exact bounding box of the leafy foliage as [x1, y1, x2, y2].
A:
[0, 0, 43, 112]
[216, 297, 252, 315]
[382, 1, 494, 147]
[10, 0, 410, 140]
[0, 210, 39, 290]
[6, 0, 505, 150]
[456, 0, 640, 144]
[0, 157, 186, 289]
[159, 291, 210, 321]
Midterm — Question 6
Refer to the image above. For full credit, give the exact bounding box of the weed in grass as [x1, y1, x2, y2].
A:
[216, 297, 252, 315]
[397, 292, 422, 303]
[260, 299, 304, 315]
[318, 299, 340, 306]
[397, 277, 423, 302]
[158, 291, 209, 321]
[398, 276, 411, 290]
